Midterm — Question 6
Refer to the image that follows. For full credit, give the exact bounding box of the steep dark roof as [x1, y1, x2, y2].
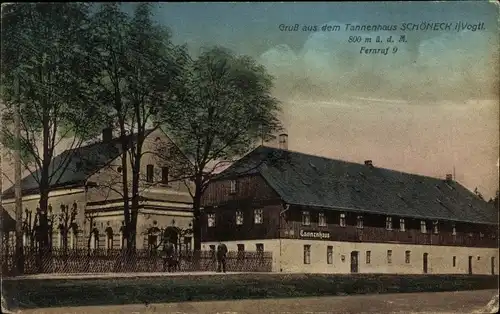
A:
[2, 130, 154, 197]
[218, 146, 498, 225]
[0, 205, 16, 232]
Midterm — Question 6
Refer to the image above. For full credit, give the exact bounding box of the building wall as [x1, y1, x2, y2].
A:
[1, 188, 89, 249]
[202, 239, 499, 275]
[86, 128, 193, 204]
[90, 209, 193, 250]
[2, 129, 195, 251]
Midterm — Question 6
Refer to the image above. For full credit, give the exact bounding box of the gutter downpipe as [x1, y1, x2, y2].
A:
[279, 203, 290, 272]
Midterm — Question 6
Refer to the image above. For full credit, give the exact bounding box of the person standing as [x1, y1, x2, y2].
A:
[216, 243, 228, 273]
[163, 242, 175, 272]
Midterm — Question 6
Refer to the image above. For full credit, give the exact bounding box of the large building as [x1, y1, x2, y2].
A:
[1, 128, 194, 252]
[201, 137, 499, 274]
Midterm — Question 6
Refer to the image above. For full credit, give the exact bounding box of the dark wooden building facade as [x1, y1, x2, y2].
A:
[201, 146, 499, 274]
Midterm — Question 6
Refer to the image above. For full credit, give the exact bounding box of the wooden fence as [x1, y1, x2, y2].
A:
[1, 247, 273, 276]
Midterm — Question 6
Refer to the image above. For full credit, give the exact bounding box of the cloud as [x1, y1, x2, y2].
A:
[260, 21, 498, 102]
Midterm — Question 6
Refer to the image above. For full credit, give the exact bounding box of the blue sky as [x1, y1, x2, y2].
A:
[131, 2, 499, 196]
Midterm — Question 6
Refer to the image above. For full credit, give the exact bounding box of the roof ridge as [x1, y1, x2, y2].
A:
[260, 146, 469, 188]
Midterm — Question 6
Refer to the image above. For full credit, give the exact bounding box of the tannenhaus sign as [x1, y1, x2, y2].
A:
[299, 230, 331, 239]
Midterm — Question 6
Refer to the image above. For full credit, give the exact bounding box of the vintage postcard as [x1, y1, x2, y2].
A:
[1, 1, 499, 313]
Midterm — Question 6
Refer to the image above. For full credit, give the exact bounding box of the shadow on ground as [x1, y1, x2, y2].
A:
[2, 274, 499, 309]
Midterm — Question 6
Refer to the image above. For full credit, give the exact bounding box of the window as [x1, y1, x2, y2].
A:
[433, 220, 439, 234]
[147, 235, 157, 251]
[146, 164, 154, 182]
[400, 218, 405, 232]
[386, 216, 392, 230]
[340, 213, 346, 227]
[237, 244, 245, 251]
[230, 180, 237, 194]
[405, 250, 411, 264]
[207, 213, 216, 227]
[387, 250, 392, 264]
[69, 231, 76, 249]
[302, 211, 311, 226]
[327, 246, 333, 264]
[479, 232, 484, 238]
[254, 209, 263, 224]
[420, 220, 427, 233]
[236, 210, 244, 225]
[452, 223, 457, 236]
[356, 215, 364, 229]
[58, 231, 63, 248]
[452, 256, 456, 267]
[303, 245, 311, 264]
[318, 212, 327, 227]
[184, 237, 192, 252]
[161, 167, 169, 184]
[366, 251, 371, 264]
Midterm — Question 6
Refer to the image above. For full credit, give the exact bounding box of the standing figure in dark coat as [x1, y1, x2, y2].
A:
[216, 243, 228, 273]
[163, 242, 177, 272]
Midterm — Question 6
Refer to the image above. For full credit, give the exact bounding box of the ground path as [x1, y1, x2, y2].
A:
[16, 289, 500, 314]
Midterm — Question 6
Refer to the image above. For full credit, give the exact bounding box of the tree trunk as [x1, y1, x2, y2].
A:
[118, 122, 131, 250]
[192, 179, 203, 251]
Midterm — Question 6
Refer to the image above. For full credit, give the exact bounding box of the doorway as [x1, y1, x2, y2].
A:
[491, 257, 495, 275]
[351, 251, 359, 273]
[468, 256, 473, 274]
[423, 253, 428, 274]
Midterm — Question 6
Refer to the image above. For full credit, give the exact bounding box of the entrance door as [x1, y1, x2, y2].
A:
[468, 256, 473, 274]
[491, 257, 495, 275]
[423, 253, 428, 274]
[350, 251, 359, 273]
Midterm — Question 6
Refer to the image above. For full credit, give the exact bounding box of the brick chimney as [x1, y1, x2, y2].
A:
[364, 160, 373, 168]
[102, 127, 113, 142]
[278, 133, 288, 150]
[445, 173, 453, 182]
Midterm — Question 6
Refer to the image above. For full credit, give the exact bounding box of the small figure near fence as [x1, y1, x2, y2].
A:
[162, 242, 179, 272]
[216, 243, 228, 273]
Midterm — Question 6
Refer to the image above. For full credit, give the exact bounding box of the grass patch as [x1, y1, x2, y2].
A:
[2, 273, 498, 309]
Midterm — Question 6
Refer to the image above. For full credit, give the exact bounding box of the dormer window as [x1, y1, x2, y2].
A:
[230, 180, 237, 194]
[399, 218, 405, 232]
[433, 221, 439, 234]
[146, 164, 154, 182]
[356, 215, 364, 229]
[386, 216, 392, 230]
[420, 220, 427, 233]
[339, 213, 346, 227]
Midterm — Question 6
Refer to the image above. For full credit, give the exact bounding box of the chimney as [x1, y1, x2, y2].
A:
[445, 173, 453, 182]
[102, 127, 113, 142]
[364, 160, 373, 168]
[278, 133, 288, 150]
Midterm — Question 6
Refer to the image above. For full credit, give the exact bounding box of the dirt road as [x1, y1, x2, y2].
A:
[17, 289, 499, 314]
